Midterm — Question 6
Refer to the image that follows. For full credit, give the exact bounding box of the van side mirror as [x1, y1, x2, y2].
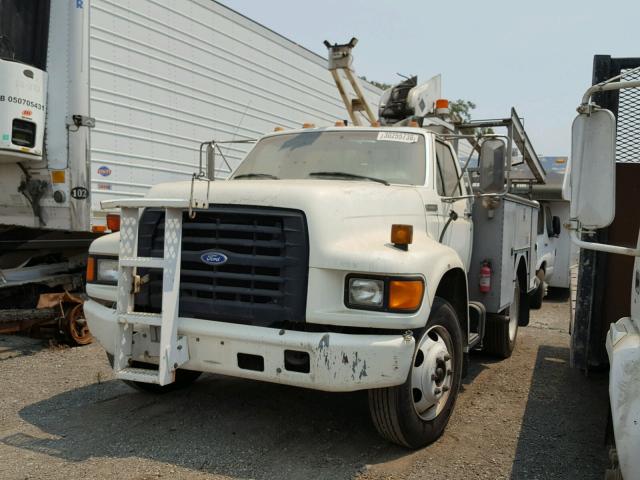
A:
[567, 109, 616, 228]
[478, 138, 506, 194]
[552, 216, 561, 237]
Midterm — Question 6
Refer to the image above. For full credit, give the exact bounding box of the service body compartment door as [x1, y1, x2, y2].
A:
[469, 194, 538, 313]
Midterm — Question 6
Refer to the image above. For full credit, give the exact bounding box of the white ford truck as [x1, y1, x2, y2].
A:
[84, 91, 545, 447]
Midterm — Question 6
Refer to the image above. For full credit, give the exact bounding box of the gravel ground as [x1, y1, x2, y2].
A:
[0, 292, 609, 480]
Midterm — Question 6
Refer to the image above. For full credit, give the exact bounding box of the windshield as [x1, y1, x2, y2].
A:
[232, 130, 426, 186]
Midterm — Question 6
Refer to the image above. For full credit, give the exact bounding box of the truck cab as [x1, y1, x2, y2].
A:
[530, 202, 561, 307]
[84, 118, 542, 448]
[526, 156, 573, 308]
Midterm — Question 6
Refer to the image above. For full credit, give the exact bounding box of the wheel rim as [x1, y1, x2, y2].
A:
[509, 281, 519, 341]
[67, 304, 93, 345]
[532, 275, 541, 290]
[411, 325, 454, 421]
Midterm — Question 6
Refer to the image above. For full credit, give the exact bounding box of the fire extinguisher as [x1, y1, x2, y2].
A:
[479, 261, 491, 293]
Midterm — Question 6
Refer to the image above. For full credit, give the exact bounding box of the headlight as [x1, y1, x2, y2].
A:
[97, 258, 119, 283]
[345, 275, 424, 312]
[87, 256, 119, 284]
[348, 278, 384, 307]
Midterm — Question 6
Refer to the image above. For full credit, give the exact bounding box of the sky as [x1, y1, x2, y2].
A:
[218, 0, 639, 156]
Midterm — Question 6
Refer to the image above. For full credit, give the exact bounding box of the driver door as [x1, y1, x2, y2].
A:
[434, 140, 473, 270]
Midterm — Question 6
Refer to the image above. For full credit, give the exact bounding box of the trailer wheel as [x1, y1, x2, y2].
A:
[106, 353, 201, 393]
[529, 270, 545, 310]
[64, 304, 93, 345]
[368, 297, 463, 449]
[483, 277, 521, 358]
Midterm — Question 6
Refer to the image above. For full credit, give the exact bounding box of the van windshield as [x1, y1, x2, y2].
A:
[232, 130, 426, 186]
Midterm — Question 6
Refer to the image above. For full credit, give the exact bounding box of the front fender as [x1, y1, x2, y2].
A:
[306, 233, 466, 330]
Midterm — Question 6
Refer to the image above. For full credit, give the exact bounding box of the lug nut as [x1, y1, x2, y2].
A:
[444, 354, 451, 361]
[442, 386, 450, 392]
[434, 387, 442, 395]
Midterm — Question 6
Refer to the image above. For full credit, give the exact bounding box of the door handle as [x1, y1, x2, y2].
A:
[425, 204, 439, 213]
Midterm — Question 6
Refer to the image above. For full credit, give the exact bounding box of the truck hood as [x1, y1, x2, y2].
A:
[145, 179, 428, 269]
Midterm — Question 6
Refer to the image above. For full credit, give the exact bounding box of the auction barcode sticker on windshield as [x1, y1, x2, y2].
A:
[377, 131, 419, 143]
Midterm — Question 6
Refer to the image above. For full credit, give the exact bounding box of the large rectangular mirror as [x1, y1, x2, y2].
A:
[478, 138, 506, 194]
[568, 109, 616, 229]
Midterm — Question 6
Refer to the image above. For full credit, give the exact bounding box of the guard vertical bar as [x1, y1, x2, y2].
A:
[114, 207, 139, 373]
[158, 208, 184, 385]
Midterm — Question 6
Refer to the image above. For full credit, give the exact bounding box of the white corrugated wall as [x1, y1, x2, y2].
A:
[89, 0, 381, 217]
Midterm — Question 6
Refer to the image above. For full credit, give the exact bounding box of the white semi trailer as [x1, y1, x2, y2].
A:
[0, 0, 380, 338]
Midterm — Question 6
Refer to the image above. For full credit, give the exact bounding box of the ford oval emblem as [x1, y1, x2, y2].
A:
[200, 251, 228, 266]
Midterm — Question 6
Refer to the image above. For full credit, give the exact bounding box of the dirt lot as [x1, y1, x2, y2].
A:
[0, 292, 609, 480]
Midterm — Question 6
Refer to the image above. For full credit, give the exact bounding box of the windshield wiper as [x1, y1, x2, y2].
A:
[308, 171, 389, 186]
[233, 173, 279, 180]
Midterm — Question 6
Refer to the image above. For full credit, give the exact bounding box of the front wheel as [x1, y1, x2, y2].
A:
[529, 270, 545, 310]
[368, 297, 463, 449]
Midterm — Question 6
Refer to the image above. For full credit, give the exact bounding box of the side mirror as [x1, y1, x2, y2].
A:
[568, 109, 616, 228]
[206, 143, 215, 180]
[478, 138, 506, 194]
[552, 216, 561, 237]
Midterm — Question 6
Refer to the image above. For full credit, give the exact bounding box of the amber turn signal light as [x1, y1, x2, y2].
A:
[391, 224, 413, 250]
[106, 213, 120, 232]
[86, 256, 96, 283]
[389, 280, 424, 311]
[50, 170, 65, 184]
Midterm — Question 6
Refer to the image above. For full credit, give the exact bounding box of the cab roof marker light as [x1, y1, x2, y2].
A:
[106, 213, 120, 232]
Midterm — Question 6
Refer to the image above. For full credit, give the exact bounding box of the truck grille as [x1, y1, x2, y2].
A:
[135, 206, 309, 328]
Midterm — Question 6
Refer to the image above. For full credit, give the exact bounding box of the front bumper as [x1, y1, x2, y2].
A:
[85, 300, 415, 392]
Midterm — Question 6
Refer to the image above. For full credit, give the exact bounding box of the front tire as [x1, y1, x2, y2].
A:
[529, 270, 545, 310]
[368, 297, 463, 449]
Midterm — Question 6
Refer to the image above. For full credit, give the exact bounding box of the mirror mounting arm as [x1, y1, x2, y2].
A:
[580, 76, 640, 108]
[442, 191, 507, 203]
[570, 229, 640, 257]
